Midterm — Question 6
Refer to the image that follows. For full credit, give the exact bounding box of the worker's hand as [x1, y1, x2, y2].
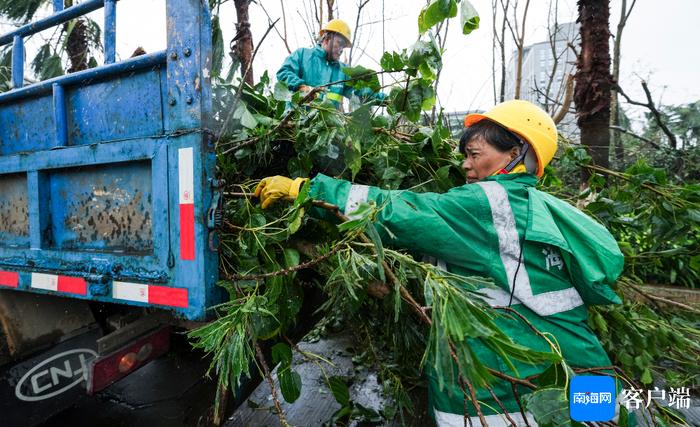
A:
[298, 85, 317, 100]
[254, 176, 309, 209]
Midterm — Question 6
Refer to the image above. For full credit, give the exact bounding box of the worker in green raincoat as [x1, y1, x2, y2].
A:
[276, 19, 385, 109]
[254, 100, 625, 426]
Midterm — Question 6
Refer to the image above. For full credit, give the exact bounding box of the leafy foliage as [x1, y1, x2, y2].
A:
[191, 4, 699, 426]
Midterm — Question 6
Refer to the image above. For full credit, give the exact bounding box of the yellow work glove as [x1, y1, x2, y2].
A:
[254, 176, 309, 209]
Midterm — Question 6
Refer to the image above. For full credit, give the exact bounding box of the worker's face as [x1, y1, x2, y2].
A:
[461, 136, 520, 183]
[322, 33, 349, 61]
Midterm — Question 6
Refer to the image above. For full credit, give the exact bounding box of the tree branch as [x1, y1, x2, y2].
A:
[255, 342, 290, 426]
[616, 81, 677, 149]
[226, 242, 346, 281]
[609, 125, 660, 149]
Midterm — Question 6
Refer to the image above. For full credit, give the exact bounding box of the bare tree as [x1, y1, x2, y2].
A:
[610, 0, 637, 164]
[575, 0, 612, 169]
[347, 0, 371, 66]
[234, 0, 254, 86]
[327, 0, 335, 20]
[257, 1, 292, 54]
[502, 0, 531, 99]
[492, 0, 510, 103]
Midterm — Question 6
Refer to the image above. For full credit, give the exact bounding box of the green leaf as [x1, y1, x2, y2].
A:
[459, 0, 480, 35]
[523, 387, 572, 427]
[251, 312, 280, 340]
[407, 39, 442, 77]
[287, 207, 304, 234]
[283, 248, 300, 269]
[690, 254, 700, 271]
[233, 103, 258, 129]
[272, 343, 293, 367]
[211, 15, 224, 77]
[418, 0, 457, 34]
[342, 65, 380, 92]
[365, 223, 386, 282]
[273, 81, 293, 102]
[328, 376, 350, 406]
[536, 363, 570, 388]
[380, 51, 405, 72]
[641, 368, 653, 384]
[279, 369, 302, 403]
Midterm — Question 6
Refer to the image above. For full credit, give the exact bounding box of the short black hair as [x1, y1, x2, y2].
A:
[459, 119, 522, 154]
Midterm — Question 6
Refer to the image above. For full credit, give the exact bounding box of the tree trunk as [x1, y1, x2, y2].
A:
[234, 0, 254, 86]
[575, 0, 612, 169]
[611, 0, 635, 167]
[63, 0, 87, 73]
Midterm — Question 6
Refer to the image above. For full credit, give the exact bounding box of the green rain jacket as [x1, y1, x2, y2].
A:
[276, 45, 385, 107]
[308, 172, 624, 427]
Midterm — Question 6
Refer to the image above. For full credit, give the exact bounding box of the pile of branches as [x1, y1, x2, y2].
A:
[190, 2, 699, 425]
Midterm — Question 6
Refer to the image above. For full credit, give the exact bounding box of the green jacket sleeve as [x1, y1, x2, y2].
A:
[309, 174, 493, 272]
[276, 49, 305, 91]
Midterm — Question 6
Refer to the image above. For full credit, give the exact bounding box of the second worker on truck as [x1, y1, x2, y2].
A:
[276, 19, 385, 110]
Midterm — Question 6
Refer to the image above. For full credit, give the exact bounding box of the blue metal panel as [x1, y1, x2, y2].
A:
[0, 173, 29, 248]
[0, 139, 170, 278]
[164, 0, 213, 130]
[47, 161, 154, 253]
[53, 84, 68, 147]
[11, 36, 23, 89]
[0, 51, 166, 104]
[104, 0, 116, 64]
[0, 95, 54, 155]
[67, 69, 164, 145]
[0, 0, 220, 321]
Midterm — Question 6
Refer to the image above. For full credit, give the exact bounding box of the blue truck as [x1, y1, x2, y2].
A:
[0, 0, 226, 422]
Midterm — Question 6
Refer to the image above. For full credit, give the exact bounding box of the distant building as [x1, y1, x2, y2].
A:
[442, 110, 480, 138]
[504, 22, 580, 139]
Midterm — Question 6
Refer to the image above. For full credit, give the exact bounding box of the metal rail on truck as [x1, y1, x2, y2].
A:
[0, 0, 221, 321]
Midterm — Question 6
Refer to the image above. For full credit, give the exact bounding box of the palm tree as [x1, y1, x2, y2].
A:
[574, 0, 612, 169]
[0, 0, 101, 80]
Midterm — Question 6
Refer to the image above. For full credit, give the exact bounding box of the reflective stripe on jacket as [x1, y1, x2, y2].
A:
[308, 172, 624, 421]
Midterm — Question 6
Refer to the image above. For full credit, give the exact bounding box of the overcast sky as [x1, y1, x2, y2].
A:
[4, 0, 699, 128]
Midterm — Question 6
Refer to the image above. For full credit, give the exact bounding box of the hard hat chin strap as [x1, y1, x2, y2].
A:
[498, 141, 530, 174]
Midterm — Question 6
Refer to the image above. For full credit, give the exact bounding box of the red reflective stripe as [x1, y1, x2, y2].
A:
[148, 285, 188, 308]
[179, 203, 195, 260]
[57, 275, 87, 295]
[0, 271, 19, 288]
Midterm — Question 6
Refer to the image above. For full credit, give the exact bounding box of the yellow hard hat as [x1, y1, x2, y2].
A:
[319, 19, 352, 45]
[464, 100, 558, 177]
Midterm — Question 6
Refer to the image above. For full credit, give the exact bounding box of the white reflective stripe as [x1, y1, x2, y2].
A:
[476, 181, 583, 316]
[113, 281, 149, 303]
[478, 287, 521, 307]
[31, 273, 58, 291]
[178, 147, 194, 205]
[344, 184, 370, 220]
[434, 409, 537, 427]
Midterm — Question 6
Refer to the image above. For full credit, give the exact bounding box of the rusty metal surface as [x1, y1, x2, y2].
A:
[50, 162, 153, 254]
[0, 173, 29, 245]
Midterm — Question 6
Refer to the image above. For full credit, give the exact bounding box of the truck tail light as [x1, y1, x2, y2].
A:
[87, 327, 170, 394]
